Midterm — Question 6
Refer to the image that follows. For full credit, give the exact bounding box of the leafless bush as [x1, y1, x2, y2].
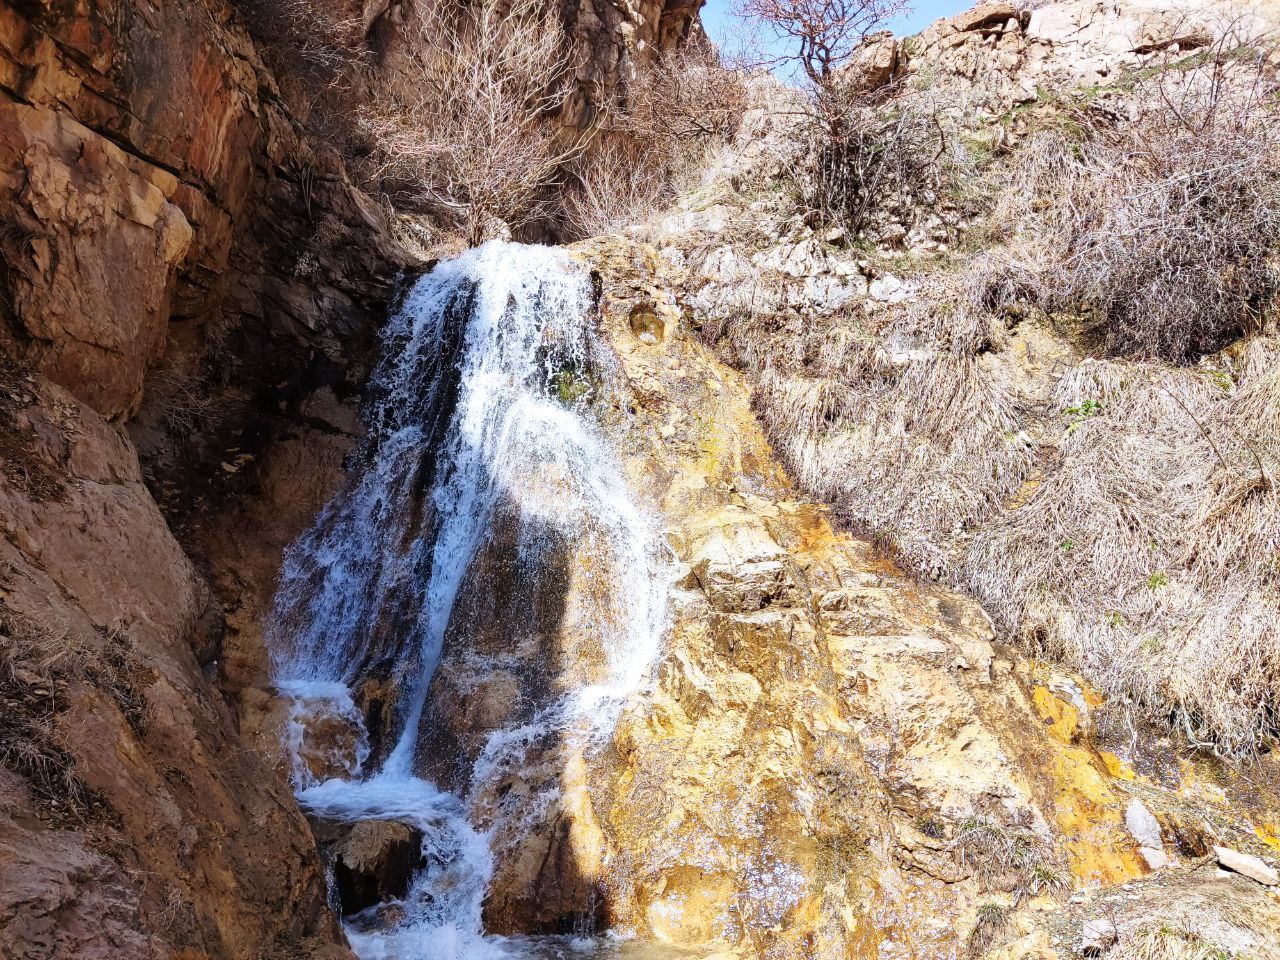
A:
[564, 140, 676, 237]
[233, 0, 368, 89]
[355, 0, 585, 244]
[706, 259, 1034, 579]
[565, 45, 747, 238]
[1019, 34, 1280, 361]
[805, 80, 970, 237]
[146, 368, 223, 438]
[619, 43, 749, 146]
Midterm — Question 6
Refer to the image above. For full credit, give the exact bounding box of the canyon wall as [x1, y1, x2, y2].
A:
[0, 1, 699, 957]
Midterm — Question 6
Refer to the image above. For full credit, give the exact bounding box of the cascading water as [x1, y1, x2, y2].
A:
[267, 242, 669, 959]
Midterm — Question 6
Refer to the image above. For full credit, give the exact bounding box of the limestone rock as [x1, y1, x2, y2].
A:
[841, 30, 901, 90]
[1124, 799, 1169, 869]
[1213, 846, 1279, 886]
[1080, 917, 1117, 954]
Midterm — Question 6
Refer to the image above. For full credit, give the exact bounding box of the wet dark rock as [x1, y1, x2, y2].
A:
[327, 820, 426, 915]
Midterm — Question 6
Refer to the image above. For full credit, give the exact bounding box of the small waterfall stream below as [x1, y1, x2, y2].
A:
[267, 243, 671, 959]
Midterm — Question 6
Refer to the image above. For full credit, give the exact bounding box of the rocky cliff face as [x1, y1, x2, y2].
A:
[0, 0, 408, 955]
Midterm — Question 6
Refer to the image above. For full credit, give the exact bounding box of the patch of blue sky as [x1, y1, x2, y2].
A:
[697, 0, 973, 81]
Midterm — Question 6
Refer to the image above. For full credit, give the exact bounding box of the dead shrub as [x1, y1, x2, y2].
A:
[797, 79, 970, 238]
[564, 139, 677, 238]
[1017, 33, 1280, 361]
[354, 0, 587, 244]
[232, 0, 367, 88]
[145, 368, 224, 439]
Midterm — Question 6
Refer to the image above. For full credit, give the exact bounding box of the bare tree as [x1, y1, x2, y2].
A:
[732, 0, 910, 86]
[358, 0, 587, 244]
[618, 43, 749, 144]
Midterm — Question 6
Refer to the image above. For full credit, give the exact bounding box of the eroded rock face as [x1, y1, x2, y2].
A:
[0, 0, 406, 422]
[0, 1, 403, 956]
[0, 368, 347, 959]
[849, 0, 1269, 112]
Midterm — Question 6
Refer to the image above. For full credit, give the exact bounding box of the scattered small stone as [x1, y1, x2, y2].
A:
[1081, 918, 1117, 955]
[1213, 846, 1279, 886]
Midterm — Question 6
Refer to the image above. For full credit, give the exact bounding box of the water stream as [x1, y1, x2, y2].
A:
[266, 242, 669, 959]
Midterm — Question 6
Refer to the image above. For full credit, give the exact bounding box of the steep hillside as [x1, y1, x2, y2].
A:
[646, 0, 1280, 761]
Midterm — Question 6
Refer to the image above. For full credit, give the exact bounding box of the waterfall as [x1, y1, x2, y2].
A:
[267, 242, 669, 959]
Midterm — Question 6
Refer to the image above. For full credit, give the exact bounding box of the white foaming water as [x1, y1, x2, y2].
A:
[268, 242, 669, 959]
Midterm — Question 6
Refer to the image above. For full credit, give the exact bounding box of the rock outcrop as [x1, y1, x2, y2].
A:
[0, 0, 404, 956]
[6, 0, 1280, 957]
[0, 366, 345, 959]
[326, 820, 426, 914]
[407, 238, 1280, 958]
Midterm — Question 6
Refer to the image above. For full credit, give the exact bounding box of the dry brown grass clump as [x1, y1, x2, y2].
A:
[1004, 34, 1280, 362]
[1, 611, 91, 809]
[963, 347, 1280, 757]
[948, 812, 1069, 901]
[0, 611, 148, 813]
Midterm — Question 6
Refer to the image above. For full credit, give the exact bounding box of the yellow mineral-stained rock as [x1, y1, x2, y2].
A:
[575, 237, 1280, 956]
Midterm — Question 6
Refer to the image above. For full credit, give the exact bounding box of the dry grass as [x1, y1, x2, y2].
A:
[1000, 34, 1280, 361]
[967, 903, 1009, 958]
[694, 29, 1280, 756]
[0, 610, 148, 814]
[962, 348, 1280, 757]
[948, 812, 1068, 901]
[0, 611, 91, 810]
[1124, 919, 1258, 960]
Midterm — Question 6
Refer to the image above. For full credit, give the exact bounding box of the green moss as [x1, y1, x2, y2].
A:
[552, 367, 592, 406]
